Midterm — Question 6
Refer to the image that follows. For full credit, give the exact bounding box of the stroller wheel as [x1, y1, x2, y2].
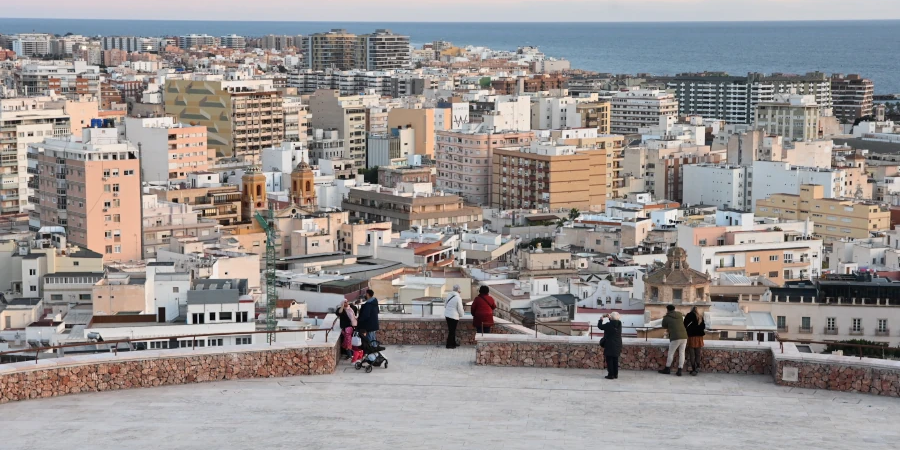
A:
[365, 365, 373, 373]
[355, 362, 362, 370]
[383, 361, 388, 369]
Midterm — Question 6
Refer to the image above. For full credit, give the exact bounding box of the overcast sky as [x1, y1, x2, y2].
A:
[6, 0, 900, 22]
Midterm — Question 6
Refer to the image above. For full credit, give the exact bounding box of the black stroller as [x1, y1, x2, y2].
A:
[355, 332, 388, 373]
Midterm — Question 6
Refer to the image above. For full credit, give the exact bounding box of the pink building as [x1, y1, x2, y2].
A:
[31, 126, 142, 262]
[124, 117, 208, 182]
[435, 123, 534, 206]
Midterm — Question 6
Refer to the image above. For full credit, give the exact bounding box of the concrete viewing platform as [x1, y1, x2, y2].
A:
[3, 345, 899, 450]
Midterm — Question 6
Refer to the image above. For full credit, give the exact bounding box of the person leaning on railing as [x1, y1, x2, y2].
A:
[684, 306, 706, 376]
[471, 285, 497, 334]
[659, 305, 688, 377]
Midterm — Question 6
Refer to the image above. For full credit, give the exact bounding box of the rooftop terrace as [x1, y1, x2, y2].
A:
[3, 345, 898, 449]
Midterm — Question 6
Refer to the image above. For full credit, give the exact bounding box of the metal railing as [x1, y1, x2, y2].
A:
[777, 336, 900, 360]
[0, 327, 335, 365]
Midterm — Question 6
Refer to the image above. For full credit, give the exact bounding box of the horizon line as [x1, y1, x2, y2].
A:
[3, 17, 900, 24]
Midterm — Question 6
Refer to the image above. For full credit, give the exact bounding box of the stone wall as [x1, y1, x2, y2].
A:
[773, 343, 900, 397]
[0, 343, 337, 404]
[476, 335, 773, 375]
[378, 315, 531, 346]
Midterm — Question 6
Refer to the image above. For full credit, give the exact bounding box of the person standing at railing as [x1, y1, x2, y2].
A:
[471, 285, 497, 334]
[337, 299, 358, 361]
[658, 305, 688, 376]
[684, 306, 706, 376]
[444, 285, 465, 349]
[357, 289, 380, 344]
[598, 312, 623, 380]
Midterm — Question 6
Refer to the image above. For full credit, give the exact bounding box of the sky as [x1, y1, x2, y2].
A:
[5, 0, 900, 22]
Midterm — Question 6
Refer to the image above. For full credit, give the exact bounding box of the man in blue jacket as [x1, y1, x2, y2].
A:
[356, 289, 380, 342]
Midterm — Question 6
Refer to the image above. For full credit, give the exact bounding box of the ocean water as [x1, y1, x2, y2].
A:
[2, 19, 899, 94]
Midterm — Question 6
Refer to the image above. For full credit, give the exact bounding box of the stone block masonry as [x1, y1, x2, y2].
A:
[774, 343, 900, 397]
[476, 335, 772, 375]
[0, 343, 337, 404]
[378, 315, 532, 346]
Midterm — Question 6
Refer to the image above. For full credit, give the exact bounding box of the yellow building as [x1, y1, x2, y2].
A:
[756, 184, 890, 242]
[491, 129, 623, 211]
[164, 78, 284, 163]
[576, 101, 611, 135]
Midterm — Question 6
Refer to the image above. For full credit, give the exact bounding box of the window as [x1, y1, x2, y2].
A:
[699, 239, 707, 246]
[220, 312, 233, 321]
[696, 288, 703, 299]
[238, 311, 249, 323]
[173, 287, 179, 293]
[112, 184, 120, 192]
[673, 289, 683, 302]
[79, 294, 91, 300]
[783, 253, 793, 262]
[851, 318, 862, 332]
[801, 317, 811, 330]
[543, 284, 548, 292]
[769, 271, 778, 278]
[124, 170, 134, 176]
[105, 231, 112, 239]
[235, 337, 252, 345]
[777, 316, 786, 330]
[29, 285, 37, 292]
[207, 338, 223, 347]
[113, 245, 121, 254]
[751, 257, 760, 263]
[209, 312, 216, 321]
[29, 269, 36, 276]
[769, 255, 778, 261]
[783, 270, 791, 279]
[651, 287, 659, 299]
[191, 313, 205, 324]
[705, 259, 711, 265]
[878, 319, 888, 333]
[51, 294, 63, 301]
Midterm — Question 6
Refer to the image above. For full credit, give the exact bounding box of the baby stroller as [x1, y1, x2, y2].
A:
[355, 332, 388, 373]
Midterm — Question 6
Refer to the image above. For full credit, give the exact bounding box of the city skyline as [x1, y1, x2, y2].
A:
[4, 0, 900, 22]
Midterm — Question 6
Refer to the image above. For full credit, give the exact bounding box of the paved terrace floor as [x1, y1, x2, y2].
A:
[4, 346, 900, 450]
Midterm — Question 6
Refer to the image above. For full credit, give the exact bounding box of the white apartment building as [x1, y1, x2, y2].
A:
[0, 96, 71, 214]
[142, 195, 218, 258]
[683, 160, 854, 212]
[828, 229, 900, 274]
[8, 34, 52, 56]
[123, 116, 209, 182]
[219, 35, 247, 50]
[531, 96, 581, 130]
[15, 61, 102, 98]
[179, 34, 216, 49]
[610, 88, 678, 135]
[754, 93, 820, 142]
[100, 36, 142, 52]
[678, 212, 823, 284]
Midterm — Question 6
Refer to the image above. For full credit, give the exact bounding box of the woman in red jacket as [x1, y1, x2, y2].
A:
[470, 285, 497, 334]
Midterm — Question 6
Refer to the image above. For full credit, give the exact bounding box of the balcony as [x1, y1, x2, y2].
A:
[777, 325, 789, 333]
[875, 329, 890, 337]
[824, 327, 839, 335]
[798, 326, 813, 334]
[849, 327, 864, 336]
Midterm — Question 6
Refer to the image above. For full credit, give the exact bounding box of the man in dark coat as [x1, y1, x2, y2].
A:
[356, 289, 380, 342]
[598, 312, 623, 380]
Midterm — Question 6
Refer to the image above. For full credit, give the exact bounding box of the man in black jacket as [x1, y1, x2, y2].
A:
[356, 289, 380, 342]
[598, 312, 623, 380]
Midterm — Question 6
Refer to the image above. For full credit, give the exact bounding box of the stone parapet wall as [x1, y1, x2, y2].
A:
[378, 315, 531, 346]
[476, 335, 773, 375]
[774, 343, 900, 397]
[0, 342, 337, 404]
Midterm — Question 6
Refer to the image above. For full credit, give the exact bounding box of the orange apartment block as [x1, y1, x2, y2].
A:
[30, 126, 142, 262]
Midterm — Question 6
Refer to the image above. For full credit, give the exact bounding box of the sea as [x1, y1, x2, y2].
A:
[2, 18, 899, 94]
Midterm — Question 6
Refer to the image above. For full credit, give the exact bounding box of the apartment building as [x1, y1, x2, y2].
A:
[356, 29, 411, 71]
[100, 36, 141, 52]
[435, 123, 535, 205]
[4, 34, 51, 57]
[623, 144, 725, 204]
[610, 89, 678, 135]
[827, 229, 900, 274]
[754, 93, 820, 142]
[220, 35, 247, 50]
[490, 75, 566, 95]
[0, 96, 71, 215]
[531, 96, 581, 130]
[660, 72, 833, 124]
[308, 89, 370, 169]
[831, 74, 874, 124]
[150, 181, 243, 229]
[283, 96, 310, 146]
[747, 273, 900, 347]
[124, 116, 208, 182]
[164, 78, 284, 163]
[142, 195, 218, 258]
[30, 127, 142, 262]
[15, 61, 101, 98]
[388, 107, 451, 158]
[178, 34, 216, 49]
[576, 101, 612, 135]
[756, 184, 890, 243]
[492, 129, 623, 211]
[342, 183, 482, 231]
[367, 126, 414, 168]
[678, 211, 823, 284]
[102, 49, 127, 67]
[307, 29, 357, 71]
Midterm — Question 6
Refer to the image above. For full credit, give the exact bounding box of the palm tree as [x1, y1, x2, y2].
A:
[567, 208, 580, 222]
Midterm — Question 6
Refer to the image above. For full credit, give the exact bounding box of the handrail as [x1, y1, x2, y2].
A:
[0, 327, 335, 365]
[777, 336, 900, 360]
